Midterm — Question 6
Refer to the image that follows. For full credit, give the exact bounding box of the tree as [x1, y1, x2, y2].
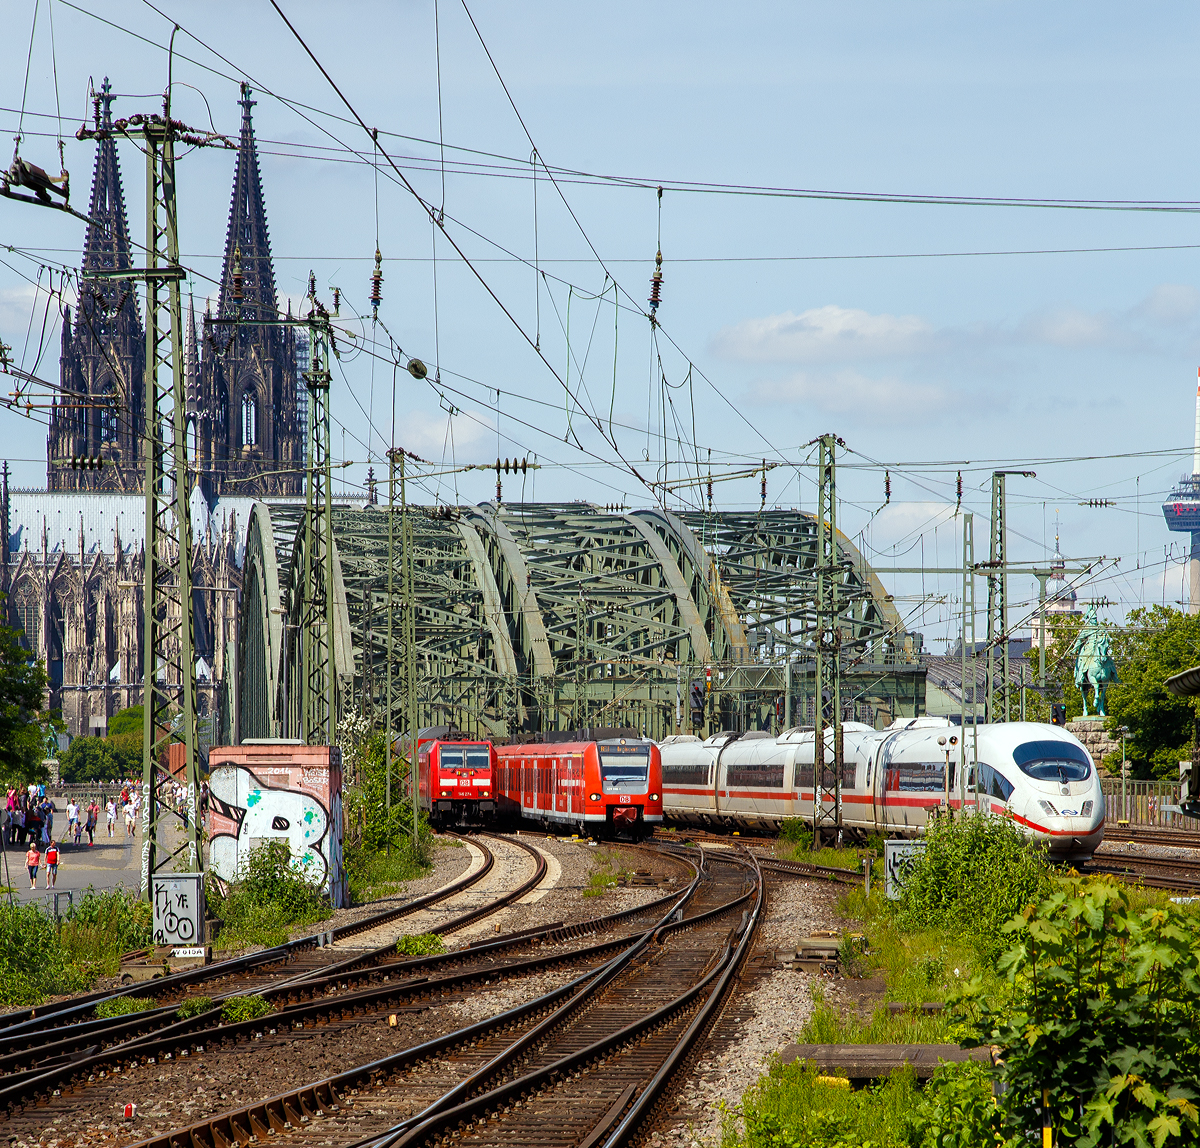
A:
[105, 705, 143, 776]
[59, 736, 115, 784]
[0, 592, 49, 781]
[107, 705, 143, 738]
[1103, 606, 1200, 780]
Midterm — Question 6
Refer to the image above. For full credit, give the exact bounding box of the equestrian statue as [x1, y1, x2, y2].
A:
[1072, 602, 1118, 718]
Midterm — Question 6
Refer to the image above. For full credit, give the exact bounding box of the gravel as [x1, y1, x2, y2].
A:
[663, 877, 842, 1148]
[1095, 838, 1200, 862]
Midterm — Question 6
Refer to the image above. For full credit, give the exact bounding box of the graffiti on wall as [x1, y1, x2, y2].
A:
[207, 752, 345, 907]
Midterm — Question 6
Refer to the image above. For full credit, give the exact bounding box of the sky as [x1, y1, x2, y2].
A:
[2, 1, 1200, 652]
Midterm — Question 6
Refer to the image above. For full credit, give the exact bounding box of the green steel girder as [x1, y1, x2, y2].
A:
[238, 500, 923, 745]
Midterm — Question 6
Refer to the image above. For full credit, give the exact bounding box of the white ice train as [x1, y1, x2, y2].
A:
[659, 717, 1105, 860]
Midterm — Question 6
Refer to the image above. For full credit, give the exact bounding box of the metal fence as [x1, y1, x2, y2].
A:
[1100, 778, 1184, 827]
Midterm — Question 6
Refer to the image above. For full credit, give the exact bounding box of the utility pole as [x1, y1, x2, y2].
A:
[985, 471, 1035, 722]
[78, 89, 224, 901]
[300, 311, 335, 746]
[813, 434, 843, 849]
[78, 91, 218, 897]
[960, 512, 978, 808]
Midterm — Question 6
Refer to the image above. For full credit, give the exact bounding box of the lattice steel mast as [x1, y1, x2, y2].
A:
[78, 89, 225, 896]
[813, 434, 843, 848]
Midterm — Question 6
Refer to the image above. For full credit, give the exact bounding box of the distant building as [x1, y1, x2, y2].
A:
[3, 81, 306, 738]
[1029, 536, 1082, 648]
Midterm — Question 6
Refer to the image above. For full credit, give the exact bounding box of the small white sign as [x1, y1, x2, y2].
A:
[170, 946, 205, 958]
[152, 874, 204, 946]
[883, 839, 926, 900]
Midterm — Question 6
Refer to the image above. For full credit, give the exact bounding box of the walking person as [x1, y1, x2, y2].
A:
[24, 842, 40, 890]
[44, 841, 59, 889]
[106, 797, 117, 838]
[66, 799, 79, 842]
[85, 800, 98, 846]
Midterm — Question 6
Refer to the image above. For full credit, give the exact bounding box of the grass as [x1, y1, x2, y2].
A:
[725, 1059, 922, 1148]
[176, 995, 215, 1020]
[345, 836, 434, 902]
[221, 994, 273, 1023]
[212, 841, 330, 952]
[582, 848, 628, 897]
[95, 995, 155, 1019]
[396, 932, 445, 956]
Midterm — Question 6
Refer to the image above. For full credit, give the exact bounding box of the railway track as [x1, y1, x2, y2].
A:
[1102, 825, 1200, 850]
[3, 844, 760, 1148]
[1084, 853, 1200, 892]
[0, 839, 693, 1114]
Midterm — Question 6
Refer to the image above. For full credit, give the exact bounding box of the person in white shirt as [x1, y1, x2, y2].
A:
[106, 798, 117, 837]
[66, 801, 79, 837]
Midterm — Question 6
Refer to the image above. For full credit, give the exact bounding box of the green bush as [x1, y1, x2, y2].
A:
[896, 815, 1048, 956]
[176, 995, 215, 1019]
[395, 932, 445, 956]
[912, 1060, 1009, 1148]
[958, 876, 1200, 1147]
[212, 840, 329, 950]
[0, 887, 151, 1005]
[779, 818, 814, 849]
[95, 995, 154, 1018]
[221, 994, 273, 1023]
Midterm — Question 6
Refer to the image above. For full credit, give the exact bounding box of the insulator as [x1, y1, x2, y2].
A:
[232, 245, 244, 302]
[307, 270, 316, 300]
[885, 471, 891, 504]
[369, 248, 383, 313]
[956, 471, 963, 510]
[332, 287, 340, 316]
[521, 458, 528, 476]
[707, 477, 713, 509]
[648, 250, 663, 315]
[761, 461, 767, 507]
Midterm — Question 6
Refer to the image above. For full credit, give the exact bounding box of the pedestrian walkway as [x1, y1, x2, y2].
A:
[1, 826, 141, 903]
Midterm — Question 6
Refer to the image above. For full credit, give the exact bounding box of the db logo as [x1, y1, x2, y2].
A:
[619, 794, 631, 804]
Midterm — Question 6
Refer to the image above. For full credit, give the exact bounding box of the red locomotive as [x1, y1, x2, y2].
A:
[495, 728, 663, 838]
[416, 730, 498, 827]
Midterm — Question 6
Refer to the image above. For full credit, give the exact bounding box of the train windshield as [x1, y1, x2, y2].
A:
[599, 744, 649, 783]
[439, 746, 491, 772]
[1012, 740, 1092, 783]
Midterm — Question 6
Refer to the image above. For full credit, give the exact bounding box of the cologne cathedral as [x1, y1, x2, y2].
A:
[1, 81, 305, 739]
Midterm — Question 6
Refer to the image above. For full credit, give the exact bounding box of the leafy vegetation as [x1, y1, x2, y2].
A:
[338, 721, 435, 902]
[176, 995, 215, 1019]
[0, 592, 52, 783]
[583, 848, 628, 896]
[211, 840, 329, 951]
[895, 815, 1048, 957]
[0, 886, 152, 1005]
[95, 995, 155, 1019]
[221, 994, 273, 1023]
[395, 932, 445, 956]
[959, 877, 1200, 1147]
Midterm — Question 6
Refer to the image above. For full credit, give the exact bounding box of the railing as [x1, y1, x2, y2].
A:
[1100, 778, 1183, 827]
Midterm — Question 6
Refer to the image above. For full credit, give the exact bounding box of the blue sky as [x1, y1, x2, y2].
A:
[2, 1, 1199, 649]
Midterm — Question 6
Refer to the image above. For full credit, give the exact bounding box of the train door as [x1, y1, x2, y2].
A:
[555, 759, 567, 815]
[571, 756, 582, 815]
[523, 758, 533, 811]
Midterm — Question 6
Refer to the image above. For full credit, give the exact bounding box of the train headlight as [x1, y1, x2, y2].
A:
[1038, 800, 1058, 817]
[482, 790, 490, 796]
[649, 793, 659, 801]
[1081, 800, 1093, 817]
[589, 793, 601, 802]
[441, 790, 450, 797]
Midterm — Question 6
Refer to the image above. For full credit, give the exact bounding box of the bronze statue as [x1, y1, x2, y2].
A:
[1073, 602, 1118, 718]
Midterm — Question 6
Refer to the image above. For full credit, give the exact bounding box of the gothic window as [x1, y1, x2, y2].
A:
[98, 377, 119, 444]
[14, 590, 40, 652]
[186, 417, 198, 462]
[242, 390, 257, 447]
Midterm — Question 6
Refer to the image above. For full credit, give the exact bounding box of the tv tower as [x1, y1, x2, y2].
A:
[1162, 368, 1200, 614]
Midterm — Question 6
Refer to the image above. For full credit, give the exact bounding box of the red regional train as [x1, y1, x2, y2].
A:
[495, 728, 663, 838]
[416, 729, 499, 827]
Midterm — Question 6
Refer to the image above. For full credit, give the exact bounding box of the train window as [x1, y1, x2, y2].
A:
[1012, 740, 1092, 783]
[663, 761, 710, 786]
[795, 763, 814, 788]
[726, 761, 784, 788]
[440, 748, 464, 769]
[890, 762, 944, 793]
[599, 744, 649, 783]
[976, 763, 1014, 802]
[466, 748, 490, 769]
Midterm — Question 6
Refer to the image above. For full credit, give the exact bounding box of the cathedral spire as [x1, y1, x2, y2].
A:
[218, 84, 277, 320]
[80, 80, 134, 282]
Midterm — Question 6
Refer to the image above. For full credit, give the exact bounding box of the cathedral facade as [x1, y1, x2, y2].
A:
[4, 81, 305, 739]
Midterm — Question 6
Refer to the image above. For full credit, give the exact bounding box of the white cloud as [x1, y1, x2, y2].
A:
[712, 304, 934, 363]
[1133, 283, 1200, 326]
[0, 285, 40, 345]
[749, 368, 946, 421]
[1019, 306, 1128, 349]
[394, 406, 494, 462]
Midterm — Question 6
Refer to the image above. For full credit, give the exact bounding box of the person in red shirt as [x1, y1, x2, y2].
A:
[45, 841, 59, 889]
[24, 844, 40, 890]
